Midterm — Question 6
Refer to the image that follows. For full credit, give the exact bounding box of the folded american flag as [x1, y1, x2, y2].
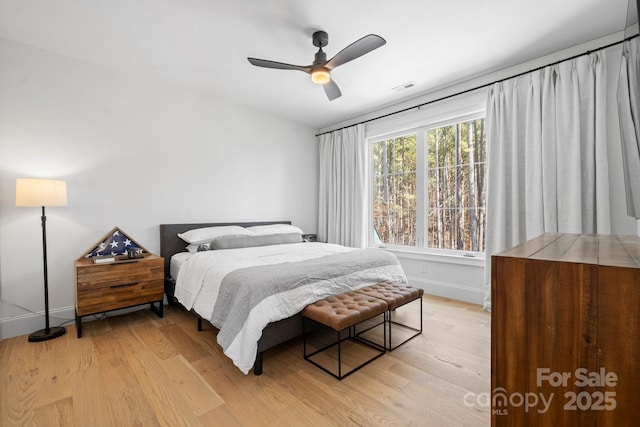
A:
[85, 228, 144, 258]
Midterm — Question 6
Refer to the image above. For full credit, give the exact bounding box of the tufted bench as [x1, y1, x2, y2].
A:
[355, 282, 424, 350]
[302, 292, 388, 380]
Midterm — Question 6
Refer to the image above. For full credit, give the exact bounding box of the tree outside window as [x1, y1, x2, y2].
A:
[372, 117, 486, 252]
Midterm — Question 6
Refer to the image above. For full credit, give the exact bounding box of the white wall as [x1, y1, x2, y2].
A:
[320, 32, 639, 306]
[0, 38, 319, 338]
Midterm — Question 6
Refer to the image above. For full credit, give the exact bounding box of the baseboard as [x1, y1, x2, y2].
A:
[0, 299, 168, 340]
[407, 276, 484, 305]
[0, 306, 76, 340]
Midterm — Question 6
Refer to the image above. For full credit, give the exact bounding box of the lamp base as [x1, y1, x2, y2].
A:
[28, 326, 66, 342]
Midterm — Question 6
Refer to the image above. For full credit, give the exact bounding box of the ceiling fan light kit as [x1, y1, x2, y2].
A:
[311, 68, 331, 84]
[247, 30, 386, 100]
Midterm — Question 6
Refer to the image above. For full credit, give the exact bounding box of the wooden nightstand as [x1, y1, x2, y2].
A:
[74, 253, 164, 337]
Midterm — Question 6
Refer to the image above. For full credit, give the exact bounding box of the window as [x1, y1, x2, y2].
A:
[372, 133, 417, 246]
[371, 115, 487, 253]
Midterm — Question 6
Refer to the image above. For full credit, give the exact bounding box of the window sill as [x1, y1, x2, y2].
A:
[373, 245, 485, 267]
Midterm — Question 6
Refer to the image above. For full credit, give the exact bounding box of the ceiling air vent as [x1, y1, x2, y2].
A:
[392, 82, 415, 92]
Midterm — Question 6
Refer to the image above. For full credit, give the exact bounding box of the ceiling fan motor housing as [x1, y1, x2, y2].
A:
[312, 31, 329, 48]
[313, 50, 328, 67]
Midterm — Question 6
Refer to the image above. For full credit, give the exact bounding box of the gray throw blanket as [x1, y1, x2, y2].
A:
[212, 248, 407, 352]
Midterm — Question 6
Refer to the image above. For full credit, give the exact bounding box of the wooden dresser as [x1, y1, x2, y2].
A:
[491, 233, 639, 426]
[74, 253, 164, 337]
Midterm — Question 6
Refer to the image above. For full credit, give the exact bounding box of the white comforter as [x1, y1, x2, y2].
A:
[173, 242, 407, 373]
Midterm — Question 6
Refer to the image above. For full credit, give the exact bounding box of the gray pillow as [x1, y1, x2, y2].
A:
[209, 233, 302, 250]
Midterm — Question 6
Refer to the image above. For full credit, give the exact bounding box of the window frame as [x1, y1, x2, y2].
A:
[367, 110, 487, 257]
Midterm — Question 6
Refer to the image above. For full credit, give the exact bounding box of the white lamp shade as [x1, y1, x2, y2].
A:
[16, 178, 68, 207]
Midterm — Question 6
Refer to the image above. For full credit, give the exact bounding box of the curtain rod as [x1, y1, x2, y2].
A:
[316, 35, 635, 138]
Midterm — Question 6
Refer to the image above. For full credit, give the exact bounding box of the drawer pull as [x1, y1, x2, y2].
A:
[115, 259, 139, 264]
[110, 282, 138, 289]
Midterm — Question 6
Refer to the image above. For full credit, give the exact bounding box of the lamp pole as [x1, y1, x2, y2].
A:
[28, 205, 65, 342]
[41, 206, 51, 333]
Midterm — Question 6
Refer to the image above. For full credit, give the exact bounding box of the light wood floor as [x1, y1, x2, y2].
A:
[0, 295, 490, 426]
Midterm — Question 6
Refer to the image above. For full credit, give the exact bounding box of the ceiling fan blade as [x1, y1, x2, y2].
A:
[325, 34, 386, 69]
[323, 79, 342, 101]
[247, 57, 311, 73]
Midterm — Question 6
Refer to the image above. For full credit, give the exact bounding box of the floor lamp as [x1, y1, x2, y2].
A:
[16, 178, 68, 342]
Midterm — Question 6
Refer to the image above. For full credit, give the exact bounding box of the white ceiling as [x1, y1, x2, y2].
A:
[0, 0, 630, 129]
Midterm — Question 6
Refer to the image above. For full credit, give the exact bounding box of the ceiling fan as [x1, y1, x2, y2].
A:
[247, 31, 386, 101]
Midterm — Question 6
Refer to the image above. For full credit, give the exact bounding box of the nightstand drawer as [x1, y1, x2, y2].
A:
[76, 258, 163, 291]
[76, 279, 163, 315]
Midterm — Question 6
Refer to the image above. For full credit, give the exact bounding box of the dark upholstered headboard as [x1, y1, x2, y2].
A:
[159, 221, 292, 279]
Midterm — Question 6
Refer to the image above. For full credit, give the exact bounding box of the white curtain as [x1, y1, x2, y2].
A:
[318, 124, 368, 248]
[483, 51, 611, 311]
[617, 36, 640, 218]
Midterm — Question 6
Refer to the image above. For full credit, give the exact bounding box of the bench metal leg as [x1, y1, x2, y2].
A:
[353, 297, 423, 351]
[303, 316, 386, 380]
[387, 296, 423, 350]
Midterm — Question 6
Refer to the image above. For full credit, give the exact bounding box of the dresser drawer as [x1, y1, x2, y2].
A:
[76, 257, 163, 291]
[76, 279, 163, 315]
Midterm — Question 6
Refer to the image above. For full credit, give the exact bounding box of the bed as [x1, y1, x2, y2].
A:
[159, 221, 408, 375]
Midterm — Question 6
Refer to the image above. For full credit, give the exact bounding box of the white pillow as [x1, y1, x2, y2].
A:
[247, 224, 304, 236]
[178, 225, 254, 244]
